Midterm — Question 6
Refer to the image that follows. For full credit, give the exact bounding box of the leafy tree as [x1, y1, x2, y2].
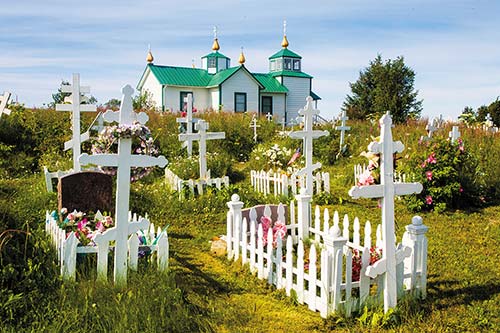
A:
[133, 91, 156, 111]
[343, 55, 423, 123]
[477, 97, 500, 126]
[105, 98, 121, 110]
[458, 106, 478, 125]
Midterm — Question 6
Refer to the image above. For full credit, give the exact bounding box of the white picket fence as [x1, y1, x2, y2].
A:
[165, 168, 229, 199]
[43, 166, 103, 192]
[353, 164, 407, 185]
[226, 194, 428, 318]
[45, 211, 169, 281]
[250, 169, 330, 197]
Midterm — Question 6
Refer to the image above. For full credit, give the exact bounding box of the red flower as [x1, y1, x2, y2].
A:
[425, 195, 433, 205]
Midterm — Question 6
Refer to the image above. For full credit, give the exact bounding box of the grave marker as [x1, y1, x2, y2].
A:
[249, 114, 260, 142]
[179, 119, 225, 180]
[265, 112, 273, 122]
[79, 84, 167, 286]
[349, 112, 423, 313]
[0, 91, 12, 118]
[449, 126, 460, 143]
[335, 110, 351, 153]
[56, 73, 97, 171]
[176, 94, 198, 157]
[289, 96, 329, 195]
[57, 171, 113, 214]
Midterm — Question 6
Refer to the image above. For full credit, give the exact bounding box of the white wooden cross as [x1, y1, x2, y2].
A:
[79, 84, 167, 286]
[280, 117, 286, 131]
[249, 114, 260, 142]
[289, 96, 329, 195]
[348, 112, 423, 313]
[265, 112, 273, 122]
[335, 110, 351, 152]
[179, 119, 225, 180]
[426, 118, 438, 138]
[485, 113, 494, 130]
[0, 91, 12, 118]
[176, 94, 198, 157]
[449, 125, 460, 143]
[56, 73, 97, 171]
[90, 112, 105, 134]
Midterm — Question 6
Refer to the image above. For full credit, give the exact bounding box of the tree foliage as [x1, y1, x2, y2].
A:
[343, 55, 423, 123]
[50, 80, 97, 108]
[458, 97, 500, 127]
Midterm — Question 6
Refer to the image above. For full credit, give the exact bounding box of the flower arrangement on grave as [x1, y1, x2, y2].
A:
[259, 215, 287, 248]
[53, 208, 114, 246]
[91, 122, 159, 181]
[357, 137, 381, 186]
[402, 136, 486, 212]
[351, 246, 383, 281]
[250, 143, 304, 175]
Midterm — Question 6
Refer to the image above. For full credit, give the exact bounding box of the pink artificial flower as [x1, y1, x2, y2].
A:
[459, 187, 464, 193]
[67, 213, 75, 221]
[77, 218, 88, 231]
[425, 195, 433, 205]
[426, 153, 437, 164]
[260, 216, 272, 245]
[104, 216, 114, 227]
[421, 161, 427, 168]
[459, 144, 464, 152]
[96, 221, 105, 233]
[426, 171, 433, 181]
[272, 221, 287, 245]
[357, 169, 375, 186]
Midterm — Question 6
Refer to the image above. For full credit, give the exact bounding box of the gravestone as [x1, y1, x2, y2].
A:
[449, 126, 460, 143]
[289, 96, 329, 195]
[249, 114, 260, 142]
[349, 111, 423, 313]
[176, 94, 198, 157]
[57, 171, 113, 214]
[56, 73, 97, 171]
[335, 110, 351, 153]
[0, 91, 12, 118]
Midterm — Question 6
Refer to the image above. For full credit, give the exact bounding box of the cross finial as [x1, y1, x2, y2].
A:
[283, 20, 287, 36]
[213, 26, 217, 39]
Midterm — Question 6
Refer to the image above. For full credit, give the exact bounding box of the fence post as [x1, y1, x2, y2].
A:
[323, 224, 348, 313]
[295, 188, 312, 241]
[403, 215, 429, 298]
[227, 194, 244, 259]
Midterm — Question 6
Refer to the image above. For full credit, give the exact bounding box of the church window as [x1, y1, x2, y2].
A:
[234, 92, 247, 112]
[208, 57, 216, 68]
[293, 59, 301, 71]
[277, 60, 282, 70]
[284, 58, 292, 70]
[270, 60, 276, 71]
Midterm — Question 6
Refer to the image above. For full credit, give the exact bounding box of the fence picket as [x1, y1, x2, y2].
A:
[308, 244, 317, 311]
[297, 240, 305, 304]
[285, 236, 293, 295]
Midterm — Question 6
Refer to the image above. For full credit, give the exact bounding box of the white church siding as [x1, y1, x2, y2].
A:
[220, 70, 259, 112]
[281, 76, 311, 122]
[140, 70, 163, 110]
[164, 87, 210, 113]
[209, 88, 220, 111]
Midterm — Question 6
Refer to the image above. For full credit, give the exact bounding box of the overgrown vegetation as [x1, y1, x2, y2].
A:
[1, 107, 500, 332]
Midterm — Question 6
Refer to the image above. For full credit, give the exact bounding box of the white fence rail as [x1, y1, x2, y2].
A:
[45, 211, 169, 281]
[165, 168, 229, 199]
[250, 170, 330, 197]
[353, 164, 407, 185]
[226, 194, 428, 318]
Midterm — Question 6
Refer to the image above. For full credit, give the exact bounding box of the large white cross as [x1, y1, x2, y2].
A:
[249, 114, 260, 142]
[335, 110, 351, 152]
[56, 73, 97, 171]
[0, 91, 12, 118]
[449, 126, 460, 143]
[79, 84, 167, 286]
[179, 119, 225, 180]
[348, 112, 423, 313]
[289, 96, 329, 195]
[426, 118, 438, 138]
[176, 94, 198, 157]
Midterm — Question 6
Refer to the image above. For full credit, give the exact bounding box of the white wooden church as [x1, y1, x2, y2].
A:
[137, 27, 320, 124]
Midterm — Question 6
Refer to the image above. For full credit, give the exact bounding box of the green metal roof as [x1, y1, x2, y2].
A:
[148, 64, 211, 86]
[270, 70, 313, 79]
[253, 73, 288, 93]
[207, 66, 242, 87]
[201, 51, 230, 59]
[268, 48, 302, 60]
[310, 91, 321, 100]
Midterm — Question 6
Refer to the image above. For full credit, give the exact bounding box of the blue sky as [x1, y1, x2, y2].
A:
[1, 0, 499, 121]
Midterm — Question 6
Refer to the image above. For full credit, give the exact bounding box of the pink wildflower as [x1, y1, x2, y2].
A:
[426, 153, 437, 164]
[425, 195, 433, 205]
[358, 169, 375, 186]
[426, 171, 433, 181]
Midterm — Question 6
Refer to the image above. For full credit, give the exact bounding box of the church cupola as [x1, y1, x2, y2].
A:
[269, 20, 302, 73]
[202, 26, 231, 74]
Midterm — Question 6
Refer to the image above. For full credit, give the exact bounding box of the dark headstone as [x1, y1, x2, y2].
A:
[58, 171, 113, 214]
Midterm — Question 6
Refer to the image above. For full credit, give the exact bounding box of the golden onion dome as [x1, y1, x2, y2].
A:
[281, 35, 289, 48]
[146, 50, 154, 63]
[212, 38, 220, 51]
[238, 50, 246, 64]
